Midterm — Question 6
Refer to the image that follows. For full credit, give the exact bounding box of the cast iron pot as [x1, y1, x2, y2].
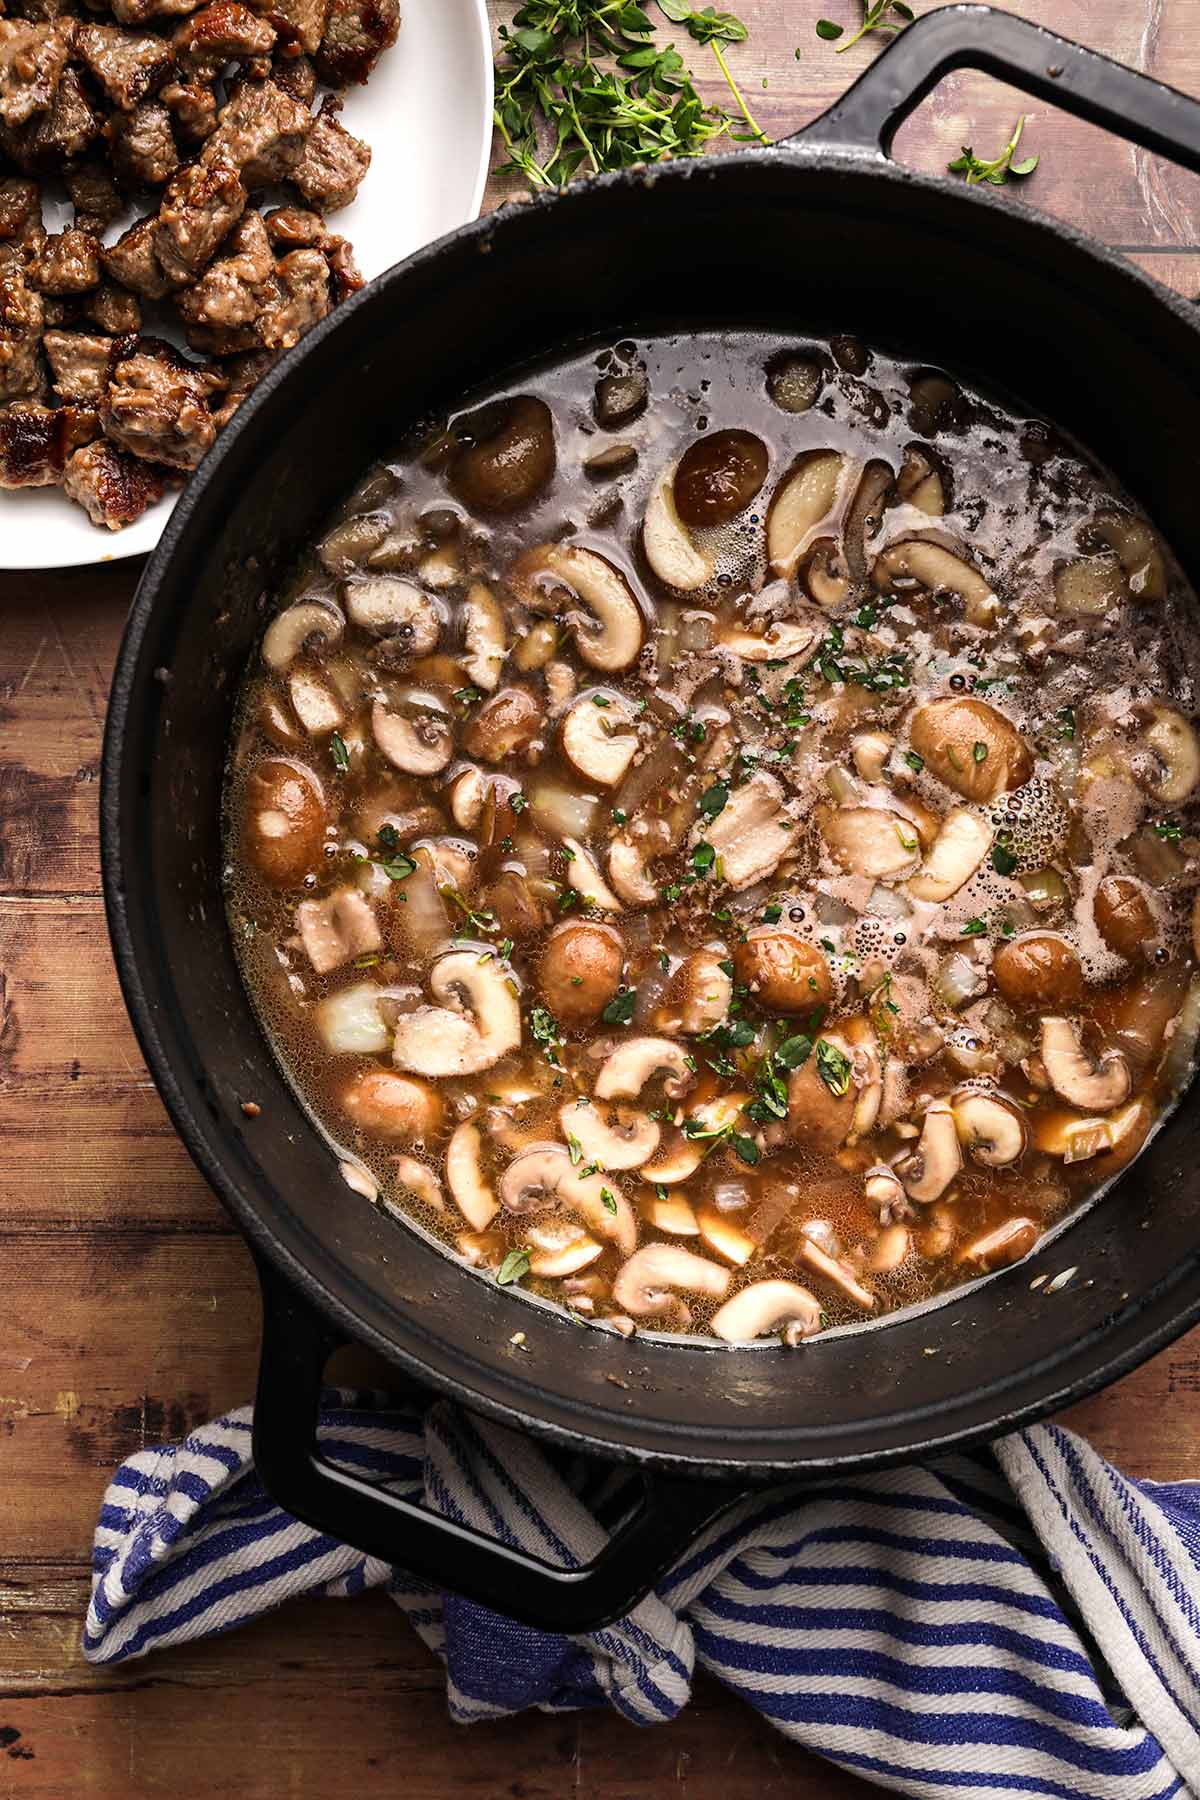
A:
[103, 5, 1200, 1632]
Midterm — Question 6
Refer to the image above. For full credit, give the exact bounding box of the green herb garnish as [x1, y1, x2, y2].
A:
[330, 731, 349, 773]
[815, 0, 914, 52]
[904, 750, 924, 773]
[497, 1248, 531, 1286]
[602, 988, 637, 1025]
[961, 917, 988, 938]
[699, 781, 729, 819]
[949, 114, 1039, 187]
[815, 1037, 853, 1097]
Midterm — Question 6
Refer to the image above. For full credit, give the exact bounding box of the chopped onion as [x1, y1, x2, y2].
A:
[1017, 868, 1068, 910]
[867, 883, 912, 921]
[936, 950, 987, 1011]
[824, 764, 859, 805]
[528, 779, 598, 842]
[398, 850, 453, 959]
[711, 1181, 751, 1214]
[316, 982, 391, 1054]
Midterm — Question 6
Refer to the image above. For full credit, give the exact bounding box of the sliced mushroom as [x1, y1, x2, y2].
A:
[642, 1187, 699, 1235]
[643, 466, 712, 591]
[819, 804, 923, 881]
[699, 772, 800, 891]
[608, 836, 658, 907]
[950, 1089, 1027, 1166]
[595, 1036, 694, 1101]
[640, 1091, 747, 1185]
[872, 539, 997, 627]
[445, 1121, 499, 1231]
[897, 1100, 962, 1203]
[1131, 704, 1200, 806]
[314, 980, 392, 1055]
[721, 619, 816, 662]
[956, 1217, 1038, 1270]
[798, 1237, 876, 1312]
[843, 1015, 882, 1140]
[463, 686, 544, 764]
[344, 577, 440, 654]
[696, 1204, 756, 1267]
[864, 1165, 906, 1220]
[709, 1279, 823, 1344]
[389, 1154, 446, 1215]
[1093, 511, 1165, 603]
[296, 886, 382, 975]
[675, 946, 733, 1035]
[459, 582, 507, 691]
[1040, 1016, 1130, 1111]
[1032, 1096, 1150, 1165]
[372, 700, 454, 775]
[803, 537, 850, 610]
[562, 837, 623, 912]
[287, 668, 344, 737]
[897, 445, 945, 515]
[262, 599, 344, 672]
[1054, 551, 1126, 617]
[561, 693, 638, 787]
[611, 1242, 730, 1326]
[499, 1142, 636, 1255]
[526, 1216, 604, 1278]
[511, 544, 644, 672]
[559, 1100, 660, 1171]
[908, 808, 994, 904]
[767, 450, 843, 580]
[852, 731, 893, 783]
[908, 696, 1033, 802]
[392, 950, 521, 1077]
[340, 1070, 443, 1141]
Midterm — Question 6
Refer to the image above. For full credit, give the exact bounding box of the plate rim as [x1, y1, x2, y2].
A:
[2, 0, 495, 575]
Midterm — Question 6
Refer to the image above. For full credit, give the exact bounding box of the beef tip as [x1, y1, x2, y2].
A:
[314, 0, 396, 87]
[11, 0, 80, 20]
[43, 326, 112, 401]
[0, 20, 73, 129]
[109, 0, 203, 26]
[154, 160, 245, 284]
[322, 229, 361, 301]
[200, 77, 309, 186]
[263, 203, 321, 246]
[101, 333, 221, 469]
[62, 434, 166, 526]
[25, 226, 100, 294]
[110, 99, 179, 187]
[261, 0, 327, 57]
[174, 206, 273, 331]
[0, 396, 96, 486]
[0, 61, 96, 170]
[173, 2, 275, 73]
[0, 176, 40, 244]
[65, 159, 123, 234]
[159, 77, 217, 144]
[257, 244, 327, 349]
[270, 47, 314, 105]
[102, 214, 173, 298]
[290, 103, 369, 213]
[80, 278, 142, 333]
[74, 22, 172, 110]
[208, 344, 275, 428]
[0, 261, 44, 400]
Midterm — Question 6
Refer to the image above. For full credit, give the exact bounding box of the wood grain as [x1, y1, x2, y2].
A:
[3, 4, 1200, 1797]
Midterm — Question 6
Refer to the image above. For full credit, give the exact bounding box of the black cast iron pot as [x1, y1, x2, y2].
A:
[103, 5, 1200, 1632]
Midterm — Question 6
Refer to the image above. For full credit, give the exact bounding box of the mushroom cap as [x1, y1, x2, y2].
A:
[993, 932, 1084, 1010]
[262, 598, 344, 672]
[674, 428, 768, 528]
[709, 1279, 823, 1344]
[560, 1099, 660, 1171]
[538, 920, 624, 1026]
[241, 755, 327, 887]
[595, 1035, 694, 1101]
[339, 1069, 443, 1141]
[372, 699, 454, 775]
[445, 1120, 499, 1231]
[560, 691, 638, 787]
[392, 949, 521, 1077]
[908, 696, 1033, 803]
[643, 466, 712, 591]
[908, 807, 993, 904]
[1039, 1016, 1131, 1112]
[734, 927, 833, 1013]
[611, 1241, 730, 1320]
[1133, 704, 1200, 806]
[766, 449, 843, 580]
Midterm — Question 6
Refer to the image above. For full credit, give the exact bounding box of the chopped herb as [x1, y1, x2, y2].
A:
[567, 1133, 583, 1166]
[816, 1, 915, 52]
[600, 1186, 618, 1215]
[353, 952, 380, 969]
[377, 823, 400, 853]
[509, 791, 528, 813]
[762, 902, 783, 923]
[972, 741, 988, 764]
[815, 1037, 853, 1096]
[730, 1132, 760, 1166]
[592, 693, 610, 709]
[381, 852, 417, 882]
[497, 1248, 531, 1287]
[904, 750, 924, 773]
[661, 882, 682, 903]
[946, 746, 964, 772]
[557, 888, 580, 912]
[659, 950, 671, 972]
[961, 917, 988, 938]
[498, 939, 514, 962]
[699, 780, 729, 819]
[602, 988, 637, 1025]
[718, 958, 734, 977]
[1153, 820, 1183, 842]
[654, 1182, 669, 1202]
[819, 937, 836, 953]
[692, 840, 716, 873]
[992, 832, 1018, 877]
[1056, 706, 1076, 742]
[330, 731, 349, 773]
[453, 686, 483, 706]
[895, 823, 918, 852]
[949, 114, 1039, 186]
[774, 1033, 813, 1070]
[529, 1006, 562, 1065]
[612, 807, 628, 824]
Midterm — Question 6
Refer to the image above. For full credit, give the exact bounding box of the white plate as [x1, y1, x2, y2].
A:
[3, 0, 494, 571]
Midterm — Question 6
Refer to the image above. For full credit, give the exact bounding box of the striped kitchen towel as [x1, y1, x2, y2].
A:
[85, 1391, 1200, 1798]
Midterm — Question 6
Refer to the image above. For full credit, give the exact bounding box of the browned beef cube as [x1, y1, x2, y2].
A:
[25, 226, 99, 294]
[65, 160, 123, 234]
[290, 104, 368, 213]
[201, 78, 309, 187]
[26, 64, 97, 161]
[62, 434, 165, 526]
[183, 316, 257, 354]
[209, 344, 275, 427]
[322, 229, 360, 301]
[0, 176, 40, 243]
[81, 278, 142, 334]
[314, 0, 395, 86]
[43, 326, 111, 400]
[0, 396, 95, 486]
[111, 100, 179, 187]
[173, 207, 274, 332]
[101, 334, 221, 469]
[10, 0, 80, 21]
[75, 23, 172, 110]
[0, 261, 44, 400]
[270, 47, 314, 105]
[173, 1, 275, 72]
[160, 78, 218, 144]
[260, 0, 327, 56]
[110, 0, 202, 25]
[257, 244, 326, 349]
[0, 20, 73, 128]
[154, 160, 245, 284]
[262, 203, 321, 246]
[102, 215, 172, 298]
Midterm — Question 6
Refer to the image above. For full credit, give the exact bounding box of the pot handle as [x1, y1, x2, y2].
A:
[251, 1257, 741, 1632]
[792, 1, 1200, 172]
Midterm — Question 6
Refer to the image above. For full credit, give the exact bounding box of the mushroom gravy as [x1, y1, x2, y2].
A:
[224, 330, 1200, 1344]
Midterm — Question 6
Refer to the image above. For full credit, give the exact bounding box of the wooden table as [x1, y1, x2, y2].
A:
[4, 3, 1200, 1793]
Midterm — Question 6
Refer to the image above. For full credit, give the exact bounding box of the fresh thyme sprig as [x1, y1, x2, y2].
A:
[815, 0, 914, 54]
[492, 1, 763, 192]
[948, 115, 1040, 186]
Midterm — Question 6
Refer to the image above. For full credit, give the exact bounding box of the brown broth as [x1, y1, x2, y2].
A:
[223, 330, 1200, 1345]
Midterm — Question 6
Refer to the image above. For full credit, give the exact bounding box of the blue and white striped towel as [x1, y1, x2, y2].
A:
[85, 1389, 1200, 1797]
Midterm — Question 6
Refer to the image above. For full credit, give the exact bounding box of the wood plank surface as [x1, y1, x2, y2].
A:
[3, 3, 1200, 1796]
